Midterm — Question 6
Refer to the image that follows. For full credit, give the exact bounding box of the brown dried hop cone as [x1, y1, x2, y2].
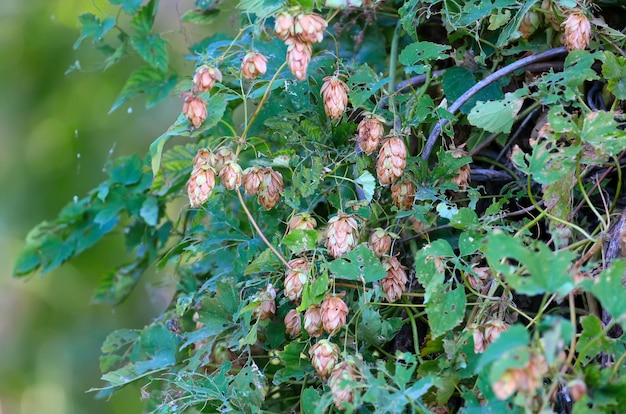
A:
[274, 12, 295, 40]
[187, 161, 216, 207]
[450, 147, 470, 190]
[284, 309, 302, 337]
[304, 305, 323, 337]
[324, 213, 359, 258]
[518, 10, 541, 39]
[563, 10, 592, 51]
[193, 65, 222, 92]
[381, 256, 408, 303]
[213, 147, 236, 172]
[285, 36, 313, 81]
[182, 94, 207, 129]
[376, 136, 407, 186]
[357, 114, 385, 155]
[243, 166, 264, 195]
[252, 285, 277, 321]
[258, 168, 284, 210]
[329, 358, 361, 410]
[309, 339, 340, 377]
[294, 13, 328, 43]
[368, 228, 392, 258]
[321, 75, 350, 119]
[219, 160, 243, 190]
[241, 52, 268, 80]
[288, 212, 317, 232]
[321, 294, 349, 334]
[284, 257, 310, 301]
[492, 352, 548, 400]
[390, 179, 416, 210]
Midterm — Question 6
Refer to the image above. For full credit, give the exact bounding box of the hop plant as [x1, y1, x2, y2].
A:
[357, 114, 385, 155]
[562, 10, 592, 51]
[320, 294, 349, 334]
[284, 309, 302, 337]
[193, 65, 222, 92]
[390, 179, 416, 210]
[381, 257, 408, 302]
[328, 358, 361, 410]
[241, 52, 268, 80]
[243, 166, 264, 195]
[285, 37, 313, 81]
[182, 94, 207, 129]
[368, 228, 392, 258]
[324, 213, 359, 258]
[304, 305, 323, 337]
[258, 168, 284, 210]
[219, 160, 243, 190]
[284, 257, 310, 301]
[376, 136, 407, 186]
[320, 75, 349, 119]
[309, 339, 340, 377]
[294, 13, 328, 43]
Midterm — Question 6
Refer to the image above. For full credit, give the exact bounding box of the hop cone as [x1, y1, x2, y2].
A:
[285, 37, 312, 81]
[253, 285, 277, 321]
[450, 147, 470, 190]
[563, 10, 591, 51]
[182, 94, 207, 129]
[258, 168, 284, 210]
[329, 358, 361, 410]
[243, 166, 264, 195]
[324, 213, 359, 258]
[376, 136, 407, 185]
[284, 309, 301, 337]
[274, 12, 294, 40]
[288, 213, 317, 232]
[357, 114, 385, 155]
[284, 257, 310, 301]
[219, 160, 243, 190]
[320, 294, 349, 334]
[390, 180, 416, 210]
[309, 339, 339, 377]
[321, 76, 349, 119]
[241, 52, 268, 80]
[193, 65, 222, 92]
[381, 257, 408, 302]
[187, 151, 216, 207]
[294, 13, 328, 43]
[213, 147, 236, 172]
[304, 305, 323, 337]
[368, 228, 391, 258]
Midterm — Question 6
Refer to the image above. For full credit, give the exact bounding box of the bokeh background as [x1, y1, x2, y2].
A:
[0, 0, 204, 412]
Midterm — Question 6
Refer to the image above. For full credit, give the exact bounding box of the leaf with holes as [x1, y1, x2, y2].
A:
[327, 244, 387, 283]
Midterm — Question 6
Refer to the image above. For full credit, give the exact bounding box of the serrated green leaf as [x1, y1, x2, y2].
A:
[243, 248, 282, 275]
[459, 231, 484, 256]
[425, 282, 466, 338]
[328, 244, 387, 283]
[484, 232, 576, 296]
[447, 0, 517, 28]
[130, 34, 169, 72]
[450, 208, 479, 230]
[301, 387, 323, 414]
[236, 0, 284, 19]
[151, 142, 196, 195]
[274, 342, 312, 385]
[181, 9, 220, 24]
[109, 0, 143, 14]
[139, 196, 159, 226]
[13, 247, 40, 276]
[355, 171, 375, 203]
[398, 40, 450, 73]
[581, 111, 626, 157]
[603, 51, 626, 100]
[91, 260, 148, 305]
[130, 0, 156, 35]
[590, 260, 626, 327]
[576, 314, 622, 365]
[467, 88, 527, 133]
[74, 13, 116, 49]
[511, 137, 580, 186]
[282, 230, 318, 255]
[110, 66, 174, 113]
[107, 155, 143, 185]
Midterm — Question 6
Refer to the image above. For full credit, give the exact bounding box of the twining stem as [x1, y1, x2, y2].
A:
[236, 188, 291, 269]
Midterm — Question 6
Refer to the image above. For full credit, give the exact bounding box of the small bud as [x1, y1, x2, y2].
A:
[381, 257, 408, 302]
[321, 75, 350, 119]
[274, 12, 295, 40]
[294, 13, 328, 43]
[376, 136, 407, 186]
[193, 65, 222, 92]
[182, 94, 208, 129]
[258, 168, 284, 210]
[357, 114, 385, 155]
[284, 309, 302, 337]
[304, 305, 323, 337]
[285, 36, 313, 81]
[390, 180, 416, 210]
[243, 166, 264, 195]
[241, 52, 268, 80]
[368, 228, 392, 258]
[309, 339, 340, 377]
[284, 257, 310, 301]
[288, 213, 317, 232]
[321, 294, 349, 334]
[450, 147, 470, 190]
[324, 213, 359, 258]
[219, 160, 243, 190]
[563, 10, 592, 51]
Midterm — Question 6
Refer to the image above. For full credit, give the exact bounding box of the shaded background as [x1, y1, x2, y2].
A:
[0, 0, 205, 412]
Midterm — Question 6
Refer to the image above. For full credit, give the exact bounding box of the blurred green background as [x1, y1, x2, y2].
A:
[0, 0, 200, 412]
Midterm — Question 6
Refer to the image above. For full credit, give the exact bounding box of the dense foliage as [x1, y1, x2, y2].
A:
[14, 0, 626, 412]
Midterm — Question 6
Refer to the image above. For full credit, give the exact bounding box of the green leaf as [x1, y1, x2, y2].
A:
[450, 208, 479, 230]
[130, 34, 169, 73]
[109, 0, 143, 15]
[425, 282, 466, 338]
[236, 0, 284, 19]
[282, 230, 318, 255]
[348, 64, 388, 108]
[130, 0, 156, 35]
[576, 315, 622, 364]
[399, 40, 450, 74]
[359, 307, 403, 347]
[74, 13, 116, 49]
[13, 247, 40, 276]
[139, 196, 159, 226]
[495, 0, 537, 47]
[39, 235, 74, 275]
[590, 259, 626, 327]
[274, 342, 313, 385]
[243, 248, 282, 275]
[442, 67, 505, 114]
[301, 387, 323, 414]
[110, 66, 176, 113]
[91, 260, 148, 305]
[475, 324, 529, 373]
[484, 232, 576, 296]
[355, 171, 376, 203]
[467, 88, 527, 133]
[603, 51, 626, 99]
[107, 155, 143, 185]
[151, 142, 196, 195]
[327, 244, 387, 283]
[581, 111, 626, 157]
[181, 9, 220, 24]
